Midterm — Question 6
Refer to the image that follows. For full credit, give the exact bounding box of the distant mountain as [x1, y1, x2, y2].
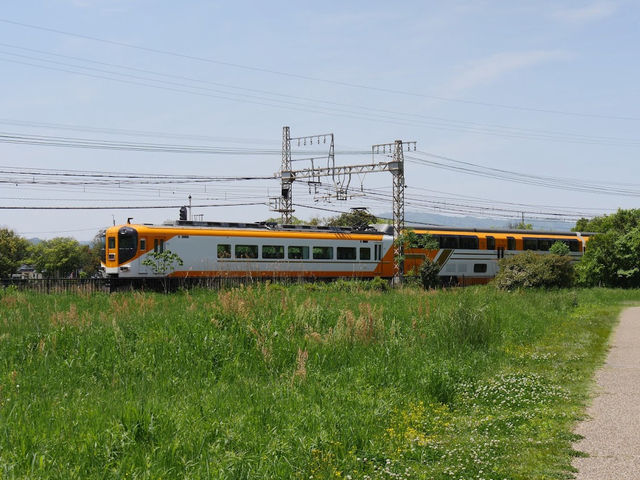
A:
[377, 212, 576, 232]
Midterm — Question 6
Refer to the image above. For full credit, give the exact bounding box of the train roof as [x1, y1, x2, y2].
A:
[399, 224, 594, 237]
[112, 220, 593, 237]
[155, 220, 380, 234]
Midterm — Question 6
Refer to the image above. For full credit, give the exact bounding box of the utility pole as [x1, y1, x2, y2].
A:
[372, 140, 408, 283]
[391, 140, 406, 283]
[272, 126, 415, 282]
[271, 126, 335, 224]
[279, 126, 293, 223]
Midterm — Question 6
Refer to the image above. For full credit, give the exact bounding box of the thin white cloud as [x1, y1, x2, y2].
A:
[552, 2, 618, 24]
[447, 50, 570, 94]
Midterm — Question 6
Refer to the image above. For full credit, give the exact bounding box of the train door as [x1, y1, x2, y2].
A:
[138, 237, 148, 274]
[493, 236, 506, 259]
[374, 243, 383, 262]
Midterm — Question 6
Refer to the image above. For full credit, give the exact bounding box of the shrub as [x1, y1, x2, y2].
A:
[494, 251, 574, 290]
[419, 258, 441, 289]
[549, 241, 570, 256]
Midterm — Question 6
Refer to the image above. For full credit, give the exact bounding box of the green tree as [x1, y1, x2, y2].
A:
[29, 237, 87, 278]
[263, 216, 306, 225]
[574, 209, 640, 233]
[326, 209, 378, 230]
[395, 229, 439, 250]
[575, 209, 640, 287]
[80, 233, 105, 277]
[395, 229, 439, 281]
[508, 221, 533, 230]
[141, 250, 184, 292]
[0, 228, 30, 277]
[141, 250, 184, 276]
[419, 258, 441, 289]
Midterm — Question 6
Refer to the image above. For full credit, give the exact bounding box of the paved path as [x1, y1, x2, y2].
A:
[573, 306, 640, 479]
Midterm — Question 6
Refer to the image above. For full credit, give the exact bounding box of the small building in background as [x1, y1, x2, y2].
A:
[13, 264, 43, 280]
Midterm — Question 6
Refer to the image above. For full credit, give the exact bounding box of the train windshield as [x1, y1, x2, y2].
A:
[118, 227, 138, 263]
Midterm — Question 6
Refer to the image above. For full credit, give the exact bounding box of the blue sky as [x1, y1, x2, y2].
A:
[1, 1, 639, 239]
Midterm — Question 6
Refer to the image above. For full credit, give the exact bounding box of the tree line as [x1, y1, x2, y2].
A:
[0, 229, 102, 278]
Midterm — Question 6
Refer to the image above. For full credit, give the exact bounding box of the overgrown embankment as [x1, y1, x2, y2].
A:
[0, 285, 637, 479]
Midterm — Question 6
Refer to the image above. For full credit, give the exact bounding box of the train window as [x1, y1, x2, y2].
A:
[507, 237, 516, 250]
[262, 245, 284, 259]
[313, 246, 333, 260]
[486, 236, 495, 250]
[374, 244, 382, 261]
[440, 236, 459, 249]
[360, 247, 371, 260]
[235, 245, 258, 259]
[523, 238, 537, 250]
[140, 238, 146, 251]
[217, 244, 231, 258]
[154, 239, 164, 253]
[337, 247, 357, 260]
[568, 240, 580, 252]
[108, 237, 115, 249]
[538, 239, 554, 251]
[474, 263, 488, 273]
[459, 236, 479, 249]
[288, 246, 309, 259]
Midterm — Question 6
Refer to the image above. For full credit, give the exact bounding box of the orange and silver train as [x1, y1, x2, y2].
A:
[100, 219, 590, 285]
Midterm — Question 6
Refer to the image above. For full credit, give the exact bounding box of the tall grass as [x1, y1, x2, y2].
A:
[0, 284, 637, 479]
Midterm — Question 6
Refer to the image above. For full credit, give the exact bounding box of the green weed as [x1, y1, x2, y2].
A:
[0, 286, 636, 479]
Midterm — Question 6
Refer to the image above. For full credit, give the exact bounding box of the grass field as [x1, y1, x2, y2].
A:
[1, 284, 638, 479]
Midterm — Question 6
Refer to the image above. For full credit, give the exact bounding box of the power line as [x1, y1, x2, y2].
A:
[2, 44, 639, 147]
[1, 17, 638, 122]
[2, 49, 640, 147]
[0, 202, 266, 210]
[407, 151, 640, 197]
[0, 131, 369, 156]
[0, 118, 277, 145]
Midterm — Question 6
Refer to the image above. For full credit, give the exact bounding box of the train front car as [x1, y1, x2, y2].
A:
[102, 224, 142, 279]
[101, 222, 397, 284]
